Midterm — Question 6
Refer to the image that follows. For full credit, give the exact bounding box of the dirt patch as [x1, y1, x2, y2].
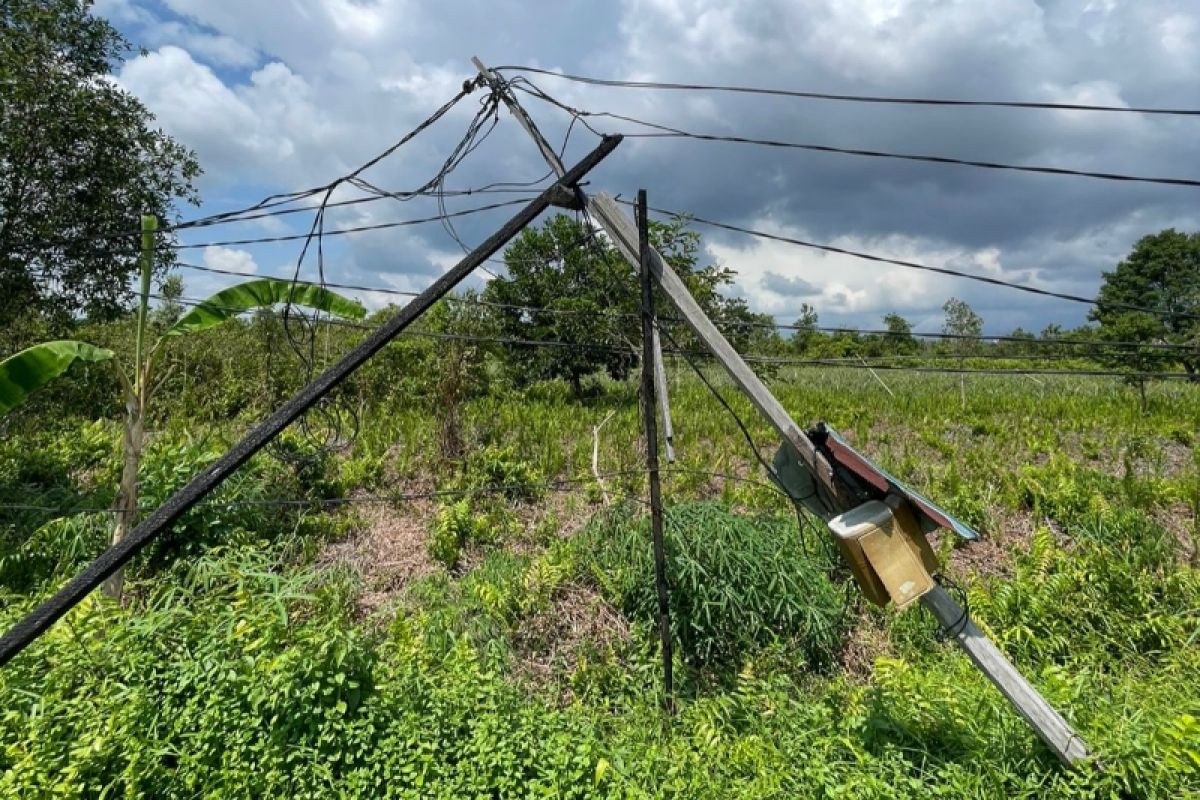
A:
[1153, 501, 1199, 565]
[838, 609, 894, 681]
[510, 492, 596, 553]
[1161, 441, 1196, 479]
[509, 582, 631, 703]
[934, 508, 1038, 581]
[318, 496, 442, 619]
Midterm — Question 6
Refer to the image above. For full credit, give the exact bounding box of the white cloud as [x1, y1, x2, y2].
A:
[153, 23, 258, 68]
[706, 217, 1063, 323]
[117, 46, 347, 190]
[202, 245, 258, 275]
[98, 0, 1200, 332]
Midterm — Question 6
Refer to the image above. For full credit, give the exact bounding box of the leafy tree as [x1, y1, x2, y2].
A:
[415, 291, 498, 462]
[1000, 327, 1037, 358]
[0, 228, 365, 597]
[942, 297, 983, 339]
[0, 0, 200, 332]
[484, 214, 750, 394]
[942, 297, 984, 356]
[1090, 229, 1199, 382]
[881, 312, 918, 355]
[152, 273, 186, 327]
[790, 303, 821, 354]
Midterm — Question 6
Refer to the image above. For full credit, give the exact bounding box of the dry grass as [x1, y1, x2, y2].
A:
[838, 607, 895, 681]
[1153, 501, 1200, 565]
[935, 507, 1042, 581]
[509, 581, 631, 703]
[318, 496, 442, 619]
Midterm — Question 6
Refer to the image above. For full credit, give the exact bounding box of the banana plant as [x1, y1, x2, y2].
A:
[0, 216, 366, 598]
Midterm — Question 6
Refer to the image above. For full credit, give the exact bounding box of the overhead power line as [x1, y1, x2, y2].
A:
[137, 290, 1194, 380]
[496, 66, 1200, 117]
[0, 471, 645, 519]
[173, 186, 544, 231]
[0, 467, 794, 521]
[165, 198, 534, 251]
[755, 322, 1196, 352]
[138, 291, 643, 356]
[173, 84, 480, 234]
[514, 84, 1200, 189]
[626, 199, 1200, 321]
[731, 355, 1195, 380]
[159, 262, 1198, 354]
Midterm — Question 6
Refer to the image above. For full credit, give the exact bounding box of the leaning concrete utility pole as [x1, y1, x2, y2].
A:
[471, 57, 1089, 768]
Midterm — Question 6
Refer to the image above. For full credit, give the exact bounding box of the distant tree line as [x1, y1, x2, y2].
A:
[1, 0, 1194, 390]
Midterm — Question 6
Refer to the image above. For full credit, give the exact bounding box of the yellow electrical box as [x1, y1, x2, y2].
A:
[828, 496, 937, 610]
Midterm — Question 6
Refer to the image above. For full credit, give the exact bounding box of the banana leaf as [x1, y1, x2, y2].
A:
[163, 278, 367, 338]
[0, 340, 115, 416]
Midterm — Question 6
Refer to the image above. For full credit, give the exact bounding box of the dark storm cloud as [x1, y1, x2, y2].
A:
[108, 0, 1200, 330]
[760, 272, 819, 297]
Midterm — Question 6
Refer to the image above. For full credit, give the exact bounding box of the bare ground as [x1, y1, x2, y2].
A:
[838, 608, 895, 681]
[509, 581, 631, 704]
[1153, 501, 1200, 565]
[317, 495, 442, 620]
[934, 506, 1041, 581]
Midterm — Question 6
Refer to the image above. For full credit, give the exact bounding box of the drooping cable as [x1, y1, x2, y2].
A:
[494, 65, 1200, 117]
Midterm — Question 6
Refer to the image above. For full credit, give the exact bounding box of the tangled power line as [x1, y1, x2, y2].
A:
[12, 68, 1200, 389]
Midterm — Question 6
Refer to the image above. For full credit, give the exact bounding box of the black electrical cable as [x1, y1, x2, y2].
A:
[627, 200, 1200, 321]
[126, 290, 1196, 380]
[514, 84, 1200, 189]
[165, 198, 533, 250]
[163, 260, 1200, 356]
[494, 65, 1200, 117]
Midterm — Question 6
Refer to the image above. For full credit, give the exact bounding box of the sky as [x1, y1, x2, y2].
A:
[93, 0, 1200, 335]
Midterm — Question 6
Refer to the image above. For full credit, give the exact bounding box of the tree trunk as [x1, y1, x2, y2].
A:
[103, 391, 143, 600]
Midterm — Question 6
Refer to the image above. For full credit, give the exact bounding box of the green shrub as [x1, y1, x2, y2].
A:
[576, 502, 847, 669]
[458, 443, 543, 501]
[0, 512, 109, 594]
[429, 499, 482, 568]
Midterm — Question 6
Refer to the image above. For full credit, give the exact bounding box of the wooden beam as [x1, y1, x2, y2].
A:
[592, 189, 1092, 766]
[921, 585, 1090, 766]
[470, 61, 1092, 768]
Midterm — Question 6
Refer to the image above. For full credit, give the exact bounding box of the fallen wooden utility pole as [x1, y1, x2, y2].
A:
[589, 193, 852, 510]
[474, 59, 1090, 768]
[0, 135, 622, 669]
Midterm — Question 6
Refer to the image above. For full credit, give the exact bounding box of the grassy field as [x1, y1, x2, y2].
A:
[1, 346, 1198, 798]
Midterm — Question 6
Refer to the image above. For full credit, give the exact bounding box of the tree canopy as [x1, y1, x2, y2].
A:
[0, 0, 200, 335]
[483, 214, 775, 392]
[1090, 229, 1199, 381]
[882, 312, 917, 354]
[941, 297, 983, 356]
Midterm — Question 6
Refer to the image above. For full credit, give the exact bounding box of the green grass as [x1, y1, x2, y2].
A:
[1, 354, 1198, 798]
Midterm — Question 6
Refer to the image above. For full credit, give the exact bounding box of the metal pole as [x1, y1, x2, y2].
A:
[0, 135, 622, 668]
[638, 189, 674, 711]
